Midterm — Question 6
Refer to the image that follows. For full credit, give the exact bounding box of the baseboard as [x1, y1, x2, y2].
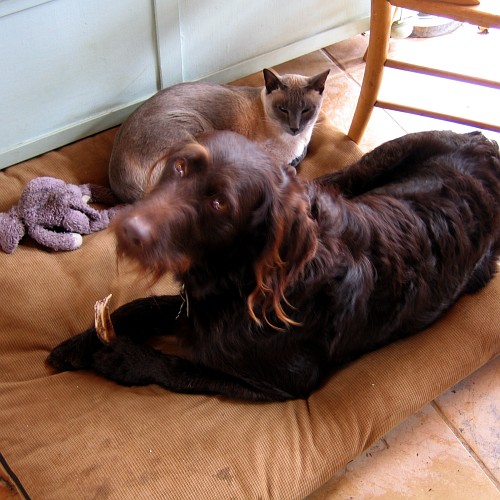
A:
[0, 98, 150, 170]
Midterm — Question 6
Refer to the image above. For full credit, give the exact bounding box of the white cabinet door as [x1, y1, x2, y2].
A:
[160, 0, 370, 84]
[0, 0, 369, 170]
[0, 0, 159, 169]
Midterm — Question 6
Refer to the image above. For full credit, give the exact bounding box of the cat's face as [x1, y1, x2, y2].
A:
[262, 69, 330, 136]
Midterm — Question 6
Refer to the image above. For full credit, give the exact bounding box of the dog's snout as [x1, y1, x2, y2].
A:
[120, 215, 153, 248]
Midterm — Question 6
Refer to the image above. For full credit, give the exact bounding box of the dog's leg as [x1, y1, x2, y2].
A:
[318, 130, 469, 196]
[47, 295, 183, 371]
[48, 295, 294, 400]
[91, 339, 294, 402]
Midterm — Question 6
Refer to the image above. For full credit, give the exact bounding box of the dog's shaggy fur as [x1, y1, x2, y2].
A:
[48, 130, 500, 401]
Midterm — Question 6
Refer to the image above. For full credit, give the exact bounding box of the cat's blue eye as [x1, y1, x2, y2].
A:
[278, 106, 288, 114]
[303, 107, 312, 114]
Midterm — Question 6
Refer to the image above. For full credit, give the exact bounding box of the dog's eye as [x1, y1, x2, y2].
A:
[210, 197, 227, 212]
[173, 159, 187, 177]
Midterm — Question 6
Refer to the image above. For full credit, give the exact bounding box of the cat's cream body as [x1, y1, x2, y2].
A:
[109, 69, 330, 202]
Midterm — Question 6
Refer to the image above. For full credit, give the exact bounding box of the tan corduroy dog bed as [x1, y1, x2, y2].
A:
[0, 117, 499, 499]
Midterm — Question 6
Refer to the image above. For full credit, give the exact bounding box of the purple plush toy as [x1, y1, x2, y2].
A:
[0, 177, 122, 253]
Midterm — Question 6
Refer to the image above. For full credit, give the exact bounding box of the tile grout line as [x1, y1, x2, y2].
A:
[431, 400, 500, 491]
[320, 48, 354, 81]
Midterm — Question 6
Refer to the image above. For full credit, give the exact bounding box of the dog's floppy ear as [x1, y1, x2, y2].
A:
[145, 140, 210, 191]
[248, 170, 318, 329]
[169, 142, 211, 177]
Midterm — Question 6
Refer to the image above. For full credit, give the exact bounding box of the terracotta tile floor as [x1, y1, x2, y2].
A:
[236, 23, 499, 499]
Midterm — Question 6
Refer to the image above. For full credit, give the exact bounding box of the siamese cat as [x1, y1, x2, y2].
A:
[109, 68, 330, 202]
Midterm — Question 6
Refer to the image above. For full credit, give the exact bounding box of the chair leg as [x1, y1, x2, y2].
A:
[348, 0, 393, 143]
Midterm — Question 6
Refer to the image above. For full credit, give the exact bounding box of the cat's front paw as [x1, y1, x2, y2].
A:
[47, 329, 102, 371]
[290, 146, 307, 167]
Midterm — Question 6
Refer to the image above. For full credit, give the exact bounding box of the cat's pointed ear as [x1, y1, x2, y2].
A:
[308, 69, 330, 95]
[263, 68, 284, 94]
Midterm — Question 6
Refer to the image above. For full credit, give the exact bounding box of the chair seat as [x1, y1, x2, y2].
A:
[392, 0, 500, 29]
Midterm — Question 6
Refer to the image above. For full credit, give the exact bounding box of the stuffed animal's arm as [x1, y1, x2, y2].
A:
[29, 224, 83, 251]
[0, 208, 25, 253]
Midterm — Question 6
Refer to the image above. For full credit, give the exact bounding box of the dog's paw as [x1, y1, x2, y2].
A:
[47, 331, 100, 371]
[92, 339, 160, 387]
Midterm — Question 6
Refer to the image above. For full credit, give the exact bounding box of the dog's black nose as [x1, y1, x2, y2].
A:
[121, 215, 153, 248]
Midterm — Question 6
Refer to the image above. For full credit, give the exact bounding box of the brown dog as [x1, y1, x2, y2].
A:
[49, 130, 500, 401]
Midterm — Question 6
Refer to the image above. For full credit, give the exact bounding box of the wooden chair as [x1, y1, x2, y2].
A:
[348, 0, 500, 142]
